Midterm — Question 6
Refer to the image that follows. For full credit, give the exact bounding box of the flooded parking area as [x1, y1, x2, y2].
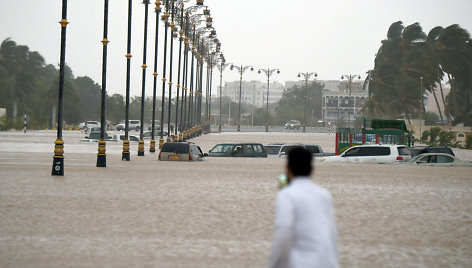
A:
[0, 130, 471, 267]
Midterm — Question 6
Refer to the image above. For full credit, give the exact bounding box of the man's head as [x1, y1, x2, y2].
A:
[286, 147, 313, 180]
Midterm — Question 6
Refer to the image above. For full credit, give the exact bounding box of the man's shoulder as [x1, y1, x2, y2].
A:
[286, 180, 333, 200]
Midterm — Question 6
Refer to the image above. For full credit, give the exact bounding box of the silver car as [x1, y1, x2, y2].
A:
[159, 142, 207, 161]
[407, 153, 472, 167]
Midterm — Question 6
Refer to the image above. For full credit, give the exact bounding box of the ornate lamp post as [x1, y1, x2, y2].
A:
[217, 55, 231, 132]
[138, 0, 150, 156]
[52, 0, 69, 176]
[159, 0, 170, 149]
[341, 74, 361, 128]
[149, 0, 162, 152]
[258, 68, 280, 132]
[298, 72, 318, 132]
[122, 0, 133, 161]
[97, 0, 110, 167]
[230, 64, 253, 131]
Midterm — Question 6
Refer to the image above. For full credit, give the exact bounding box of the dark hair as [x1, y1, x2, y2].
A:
[288, 147, 312, 176]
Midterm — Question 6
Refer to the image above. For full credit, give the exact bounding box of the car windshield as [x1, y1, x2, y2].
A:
[281, 145, 303, 153]
[264, 145, 281, 154]
[161, 143, 189, 153]
[210, 144, 235, 153]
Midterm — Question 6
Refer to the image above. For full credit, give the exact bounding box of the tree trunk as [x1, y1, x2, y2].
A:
[431, 86, 443, 123]
[443, 73, 453, 127]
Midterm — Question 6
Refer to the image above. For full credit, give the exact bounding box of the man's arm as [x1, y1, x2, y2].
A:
[268, 193, 294, 268]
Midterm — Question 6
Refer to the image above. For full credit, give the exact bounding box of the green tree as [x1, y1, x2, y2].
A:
[275, 81, 324, 125]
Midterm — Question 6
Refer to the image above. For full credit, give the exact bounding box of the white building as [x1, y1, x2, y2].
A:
[321, 81, 367, 123]
[220, 80, 284, 107]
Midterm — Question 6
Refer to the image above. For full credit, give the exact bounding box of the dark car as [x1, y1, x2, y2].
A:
[408, 146, 454, 158]
[159, 142, 206, 161]
[209, 143, 267, 157]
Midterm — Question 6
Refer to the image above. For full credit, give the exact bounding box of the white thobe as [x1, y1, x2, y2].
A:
[269, 177, 339, 268]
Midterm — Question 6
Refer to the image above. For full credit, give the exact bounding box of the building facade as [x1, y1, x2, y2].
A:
[321, 81, 367, 123]
[220, 80, 285, 107]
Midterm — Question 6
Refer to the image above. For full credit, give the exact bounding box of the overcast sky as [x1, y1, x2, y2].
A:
[1, 0, 471, 97]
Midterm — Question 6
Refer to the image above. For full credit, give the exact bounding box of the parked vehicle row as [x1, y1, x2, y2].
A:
[264, 143, 327, 157]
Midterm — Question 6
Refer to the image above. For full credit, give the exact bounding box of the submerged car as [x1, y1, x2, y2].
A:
[284, 120, 301, 130]
[321, 144, 411, 164]
[209, 143, 267, 157]
[408, 146, 454, 158]
[159, 142, 206, 161]
[407, 153, 472, 167]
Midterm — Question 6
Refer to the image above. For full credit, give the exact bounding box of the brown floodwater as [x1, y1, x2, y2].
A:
[0, 130, 471, 267]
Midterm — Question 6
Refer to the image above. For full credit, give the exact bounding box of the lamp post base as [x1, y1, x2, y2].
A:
[51, 157, 64, 176]
[150, 139, 156, 152]
[52, 139, 64, 176]
[265, 125, 268, 132]
[137, 140, 145, 156]
[122, 140, 130, 161]
[237, 124, 240, 132]
[96, 140, 106, 167]
[303, 126, 306, 133]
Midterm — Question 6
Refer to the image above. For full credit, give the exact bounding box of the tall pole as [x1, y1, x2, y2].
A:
[166, 0, 175, 142]
[341, 74, 361, 128]
[97, 0, 109, 167]
[150, 0, 161, 152]
[52, 0, 68, 176]
[175, 3, 184, 142]
[218, 62, 223, 132]
[420, 76, 423, 139]
[231, 64, 253, 132]
[122, 0, 133, 161]
[298, 72, 317, 133]
[258, 68, 280, 132]
[159, 1, 169, 149]
[138, 0, 150, 156]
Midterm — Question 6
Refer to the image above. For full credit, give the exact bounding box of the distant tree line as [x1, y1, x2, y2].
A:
[0, 39, 174, 130]
[365, 22, 472, 126]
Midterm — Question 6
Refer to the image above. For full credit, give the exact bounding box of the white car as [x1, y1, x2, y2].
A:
[407, 153, 472, 167]
[116, 120, 141, 131]
[321, 144, 411, 164]
[78, 121, 100, 130]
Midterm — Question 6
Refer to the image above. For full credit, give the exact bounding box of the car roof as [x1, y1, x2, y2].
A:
[352, 144, 405, 148]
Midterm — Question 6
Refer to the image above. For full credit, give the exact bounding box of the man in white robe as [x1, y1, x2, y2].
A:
[269, 147, 339, 268]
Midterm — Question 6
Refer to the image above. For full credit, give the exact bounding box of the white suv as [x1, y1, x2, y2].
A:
[116, 120, 141, 131]
[321, 144, 411, 164]
[78, 121, 100, 130]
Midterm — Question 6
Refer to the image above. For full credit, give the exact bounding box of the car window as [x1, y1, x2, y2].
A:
[211, 144, 234, 153]
[344, 147, 360, 157]
[417, 156, 429, 163]
[437, 155, 453, 163]
[161, 143, 189, 153]
[253, 144, 264, 153]
[264, 146, 280, 154]
[243, 144, 254, 154]
[305, 145, 320, 154]
[233, 145, 243, 154]
[359, 147, 390, 156]
[281, 145, 302, 154]
[397, 147, 410, 156]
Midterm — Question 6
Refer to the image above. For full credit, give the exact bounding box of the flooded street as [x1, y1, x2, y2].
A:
[0, 130, 471, 267]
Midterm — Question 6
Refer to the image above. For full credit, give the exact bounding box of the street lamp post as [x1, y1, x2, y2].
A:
[258, 68, 280, 132]
[230, 65, 253, 131]
[150, 0, 162, 152]
[341, 74, 361, 128]
[97, 0, 110, 167]
[217, 56, 231, 132]
[298, 72, 317, 132]
[159, 0, 170, 149]
[138, 0, 150, 156]
[52, 0, 69, 176]
[122, 0, 133, 161]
